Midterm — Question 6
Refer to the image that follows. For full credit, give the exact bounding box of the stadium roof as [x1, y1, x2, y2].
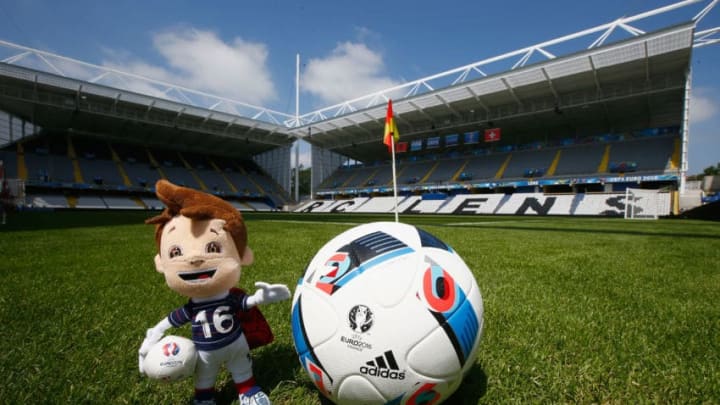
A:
[293, 22, 697, 162]
[0, 61, 295, 158]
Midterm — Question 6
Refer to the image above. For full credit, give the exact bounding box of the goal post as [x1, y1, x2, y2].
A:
[624, 187, 671, 220]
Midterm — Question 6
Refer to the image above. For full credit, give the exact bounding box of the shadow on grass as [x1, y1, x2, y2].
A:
[448, 363, 489, 404]
[215, 343, 300, 405]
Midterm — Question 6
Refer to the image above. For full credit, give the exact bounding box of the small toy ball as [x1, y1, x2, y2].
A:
[143, 335, 198, 382]
[291, 222, 484, 404]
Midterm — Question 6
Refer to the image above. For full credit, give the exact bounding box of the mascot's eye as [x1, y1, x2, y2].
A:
[168, 246, 183, 258]
[206, 241, 222, 254]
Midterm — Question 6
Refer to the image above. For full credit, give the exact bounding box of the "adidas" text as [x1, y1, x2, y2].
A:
[360, 350, 405, 380]
[359, 366, 406, 380]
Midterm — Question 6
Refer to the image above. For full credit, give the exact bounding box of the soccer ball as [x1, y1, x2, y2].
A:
[291, 222, 484, 404]
[143, 335, 198, 382]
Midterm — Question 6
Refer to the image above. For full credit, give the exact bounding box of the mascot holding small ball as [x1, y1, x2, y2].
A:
[138, 179, 290, 405]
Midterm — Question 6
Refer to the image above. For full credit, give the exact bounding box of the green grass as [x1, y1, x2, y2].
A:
[1, 211, 719, 404]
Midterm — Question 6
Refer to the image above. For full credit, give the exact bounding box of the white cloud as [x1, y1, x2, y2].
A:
[302, 42, 398, 105]
[102, 28, 276, 106]
[690, 92, 717, 123]
[686, 88, 719, 173]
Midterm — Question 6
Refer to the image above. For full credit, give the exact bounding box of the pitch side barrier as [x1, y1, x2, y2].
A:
[294, 193, 672, 217]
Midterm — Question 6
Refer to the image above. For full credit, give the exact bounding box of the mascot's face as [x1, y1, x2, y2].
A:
[154, 215, 250, 298]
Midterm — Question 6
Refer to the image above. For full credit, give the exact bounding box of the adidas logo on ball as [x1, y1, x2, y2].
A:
[359, 350, 405, 380]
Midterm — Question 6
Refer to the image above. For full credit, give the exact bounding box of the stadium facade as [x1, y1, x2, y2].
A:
[1, 0, 718, 215]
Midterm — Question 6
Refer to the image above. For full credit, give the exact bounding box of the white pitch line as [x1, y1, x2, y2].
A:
[446, 219, 547, 226]
[258, 219, 360, 226]
[447, 221, 513, 226]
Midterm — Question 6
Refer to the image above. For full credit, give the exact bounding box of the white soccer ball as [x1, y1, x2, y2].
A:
[291, 222, 484, 404]
[144, 335, 198, 382]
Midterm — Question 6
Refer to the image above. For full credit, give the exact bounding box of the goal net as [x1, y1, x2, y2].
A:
[1, 178, 25, 207]
[624, 188, 671, 220]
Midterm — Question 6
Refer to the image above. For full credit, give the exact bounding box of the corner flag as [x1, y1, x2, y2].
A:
[383, 99, 399, 151]
[382, 99, 400, 222]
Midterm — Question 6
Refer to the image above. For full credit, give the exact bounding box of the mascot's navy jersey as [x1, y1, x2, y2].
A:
[168, 290, 249, 351]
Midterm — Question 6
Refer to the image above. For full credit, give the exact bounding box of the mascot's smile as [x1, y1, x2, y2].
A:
[179, 268, 217, 282]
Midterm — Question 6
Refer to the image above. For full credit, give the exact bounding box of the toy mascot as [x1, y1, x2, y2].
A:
[138, 179, 290, 405]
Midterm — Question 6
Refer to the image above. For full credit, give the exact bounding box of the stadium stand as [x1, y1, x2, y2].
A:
[312, 130, 679, 197]
[344, 165, 381, 188]
[112, 144, 163, 188]
[456, 153, 508, 183]
[317, 166, 356, 189]
[0, 132, 286, 211]
[426, 158, 465, 184]
[74, 140, 127, 187]
[151, 149, 200, 188]
[102, 196, 144, 209]
[27, 193, 69, 209]
[370, 163, 397, 187]
[221, 163, 262, 196]
[75, 195, 108, 209]
[22, 137, 76, 184]
[244, 201, 274, 212]
[247, 170, 289, 207]
[140, 196, 163, 210]
[502, 149, 557, 179]
[552, 143, 606, 176]
[606, 136, 676, 174]
[181, 154, 233, 195]
[399, 160, 434, 184]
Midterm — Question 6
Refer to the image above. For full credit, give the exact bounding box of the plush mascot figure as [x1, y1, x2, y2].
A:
[138, 179, 290, 405]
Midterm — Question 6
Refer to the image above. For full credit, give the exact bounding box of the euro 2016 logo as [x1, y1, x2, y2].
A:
[348, 305, 373, 333]
[162, 342, 180, 357]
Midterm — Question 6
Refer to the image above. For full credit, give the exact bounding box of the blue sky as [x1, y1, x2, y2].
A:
[0, 0, 718, 173]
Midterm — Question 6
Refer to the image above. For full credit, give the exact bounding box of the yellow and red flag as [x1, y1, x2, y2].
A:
[383, 99, 400, 152]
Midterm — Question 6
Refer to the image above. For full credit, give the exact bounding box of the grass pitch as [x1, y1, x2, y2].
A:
[1, 210, 719, 404]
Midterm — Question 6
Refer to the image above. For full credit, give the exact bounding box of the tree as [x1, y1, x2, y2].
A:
[290, 165, 311, 199]
[702, 162, 720, 176]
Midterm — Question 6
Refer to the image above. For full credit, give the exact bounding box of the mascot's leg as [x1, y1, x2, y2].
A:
[226, 336, 271, 405]
[193, 349, 224, 405]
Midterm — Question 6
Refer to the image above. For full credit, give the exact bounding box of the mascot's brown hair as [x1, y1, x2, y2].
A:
[146, 179, 249, 261]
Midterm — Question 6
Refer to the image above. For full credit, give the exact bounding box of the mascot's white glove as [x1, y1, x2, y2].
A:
[246, 281, 291, 307]
[138, 318, 172, 374]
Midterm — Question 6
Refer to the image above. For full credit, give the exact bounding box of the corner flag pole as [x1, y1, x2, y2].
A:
[390, 134, 399, 222]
